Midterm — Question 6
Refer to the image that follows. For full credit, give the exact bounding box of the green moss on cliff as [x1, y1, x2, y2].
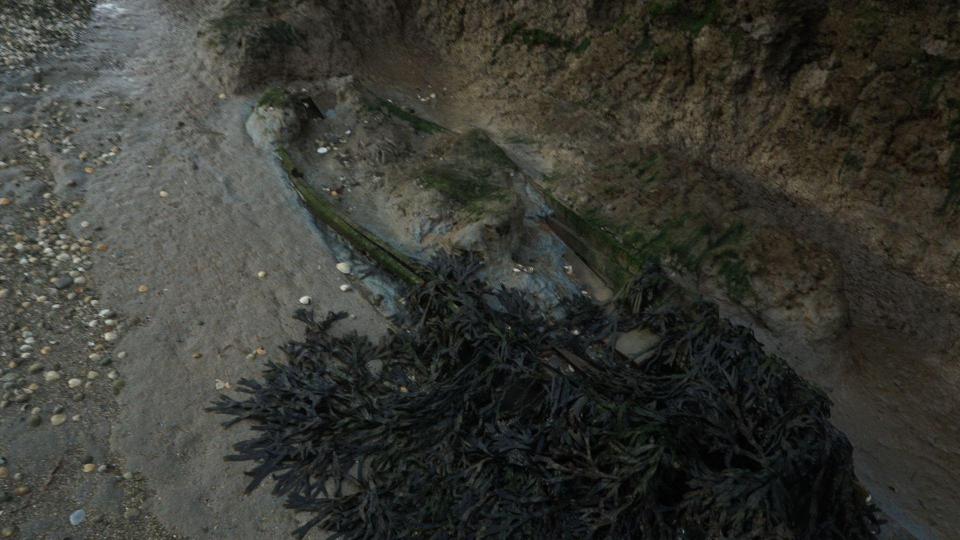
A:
[502, 23, 591, 54]
[257, 87, 289, 108]
[647, 0, 719, 35]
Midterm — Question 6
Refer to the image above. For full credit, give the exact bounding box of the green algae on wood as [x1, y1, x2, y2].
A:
[369, 98, 447, 134]
[275, 147, 425, 286]
[534, 182, 754, 299]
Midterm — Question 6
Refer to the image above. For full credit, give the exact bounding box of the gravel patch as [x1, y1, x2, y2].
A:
[0, 0, 95, 69]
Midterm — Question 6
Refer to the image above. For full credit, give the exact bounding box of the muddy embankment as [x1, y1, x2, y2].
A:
[181, 0, 960, 537]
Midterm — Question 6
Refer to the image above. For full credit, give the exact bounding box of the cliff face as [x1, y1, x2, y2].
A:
[411, 0, 960, 341]
[189, 0, 960, 536]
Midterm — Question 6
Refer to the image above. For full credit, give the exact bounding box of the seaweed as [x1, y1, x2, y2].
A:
[210, 256, 879, 539]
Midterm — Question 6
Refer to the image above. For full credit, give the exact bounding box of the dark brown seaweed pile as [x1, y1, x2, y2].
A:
[209, 256, 879, 539]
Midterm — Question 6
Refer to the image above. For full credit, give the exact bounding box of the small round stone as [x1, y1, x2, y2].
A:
[82, 463, 96, 473]
[122, 472, 134, 480]
[43, 371, 61, 382]
[50, 414, 67, 426]
[256, 271, 267, 279]
[69, 509, 86, 525]
[103, 331, 118, 342]
[335, 262, 352, 274]
[0, 467, 7, 479]
[137, 285, 148, 294]
[339, 284, 352, 292]
[28, 415, 42, 427]
[298, 296, 312, 305]
[13, 485, 30, 496]
[68, 378, 82, 388]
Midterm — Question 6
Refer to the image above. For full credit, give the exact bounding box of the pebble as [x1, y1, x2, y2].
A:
[339, 284, 352, 292]
[27, 363, 44, 374]
[44, 370, 61, 382]
[86, 371, 99, 380]
[317, 147, 329, 154]
[28, 415, 41, 427]
[0, 198, 11, 206]
[335, 262, 352, 274]
[54, 275, 73, 289]
[103, 331, 118, 342]
[0, 526, 16, 538]
[69, 509, 86, 526]
[137, 285, 148, 293]
[13, 485, 29, 496]
[50, 414, 67, 426]
[0, 467, 7, 479]
[256, 271, 267, 279]
[298, 296, 312, 305]
[158, 190, 169, 198]
[122, 472, 134, 480]
[82, 463, 96, 473]
[68, 378, 82, 388]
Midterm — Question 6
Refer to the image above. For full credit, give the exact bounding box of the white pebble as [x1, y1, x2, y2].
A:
[103, 331, 118, 342]
[339, 284, 352, 292]
[298, 296, 312, 305]
[335, 262, 352, 274]
[43, 371, 61, 382]
[317, 147, 329, 155]
[68, 378, 83, 388]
